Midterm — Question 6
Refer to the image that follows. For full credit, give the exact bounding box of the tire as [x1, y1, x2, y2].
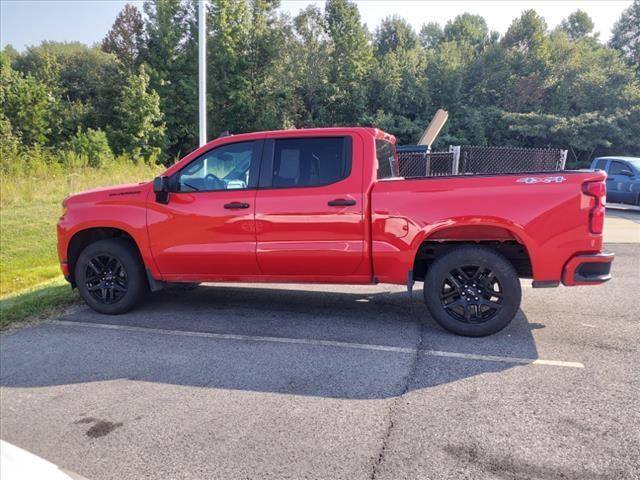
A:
[75, 238, 148, 314]
[423, 246, 521, 337]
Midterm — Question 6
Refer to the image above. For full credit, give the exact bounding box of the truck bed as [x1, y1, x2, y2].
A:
[370, 170, 606, 285]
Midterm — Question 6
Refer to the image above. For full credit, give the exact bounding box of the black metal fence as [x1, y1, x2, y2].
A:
[398, 152, 455, 177]
[397, 145, 567, 178]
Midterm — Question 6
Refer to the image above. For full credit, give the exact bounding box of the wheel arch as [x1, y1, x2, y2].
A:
[411, 222, 534, 282]
[67, 227, 145, 287]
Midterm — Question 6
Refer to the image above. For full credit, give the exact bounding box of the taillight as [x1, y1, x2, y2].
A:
[583, 181, 605, 234]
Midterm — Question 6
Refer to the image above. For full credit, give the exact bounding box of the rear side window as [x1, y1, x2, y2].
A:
[267, 137, 351, 188]
[594, 159, 607, 170]
[376, 139, 399, 179]
[609, 161, 627, 175]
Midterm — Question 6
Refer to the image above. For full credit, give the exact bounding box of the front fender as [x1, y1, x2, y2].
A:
[57, 199, 161, 280]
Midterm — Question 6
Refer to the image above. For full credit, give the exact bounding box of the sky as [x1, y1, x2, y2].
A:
[1, 0, 633, 51]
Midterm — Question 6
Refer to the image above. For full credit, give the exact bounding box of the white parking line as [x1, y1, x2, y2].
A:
[48, 320, 585, 369]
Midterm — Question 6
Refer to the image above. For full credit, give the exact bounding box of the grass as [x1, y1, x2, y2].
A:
[0, 160, 163, 328]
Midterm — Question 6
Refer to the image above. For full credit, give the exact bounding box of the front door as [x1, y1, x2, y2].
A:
[148, 140, 263, 280]
[254, 135, 366, 278]
[607, 160, 633, 204]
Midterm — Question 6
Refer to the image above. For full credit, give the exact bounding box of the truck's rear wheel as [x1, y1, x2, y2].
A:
[75, 238, 147, 314]
[423, 246, 521, 337]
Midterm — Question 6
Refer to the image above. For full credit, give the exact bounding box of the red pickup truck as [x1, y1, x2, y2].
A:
[57, 127, 613, 336]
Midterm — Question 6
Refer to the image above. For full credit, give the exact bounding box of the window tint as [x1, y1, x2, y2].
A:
[376, 139, 398, 179]
[594, 159, 607, 170]
[609, 161, 628, 175]
[177, 141, 257, 192]
[269, 137, 351, 188]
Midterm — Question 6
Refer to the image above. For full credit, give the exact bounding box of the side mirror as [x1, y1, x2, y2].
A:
[620, 169, 633, 177]
[153, 176, 170, 204]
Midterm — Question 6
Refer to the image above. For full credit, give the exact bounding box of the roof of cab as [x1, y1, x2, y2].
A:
[204, 127, 394, 146]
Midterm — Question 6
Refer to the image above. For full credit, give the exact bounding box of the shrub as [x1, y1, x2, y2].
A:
[68, 128, 113, 168]
[0, 113, 21, 175]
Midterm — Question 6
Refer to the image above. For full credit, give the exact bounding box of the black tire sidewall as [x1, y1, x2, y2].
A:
[423, 246, 522, 337]
[75, 238, 147, 314]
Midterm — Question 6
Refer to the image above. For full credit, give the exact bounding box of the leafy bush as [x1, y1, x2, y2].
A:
[67, 128, 113, 168]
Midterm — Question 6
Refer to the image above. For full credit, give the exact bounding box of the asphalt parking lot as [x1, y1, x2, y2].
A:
[2, 226, 639, 478]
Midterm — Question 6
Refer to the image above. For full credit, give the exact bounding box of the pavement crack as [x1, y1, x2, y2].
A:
[369, 313, 425, 480]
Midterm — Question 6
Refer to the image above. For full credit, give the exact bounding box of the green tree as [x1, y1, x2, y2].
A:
[324, 0, 374, 124]
[375, 16, 419, 56]
[102, 3, 145, 72]
[1, 54, 54, 146]
[501, 9, 547, 51]
[289, 5, 332, 126]
[609, 0, 640, 71]
[419, 22, 444, 49]
[501, 10, 550, 112]
[143, 0, 197, 158]
[12, 42, 125, 142]
[109, 66, 166, 161]
[558, 10, 595, 40]
[369, 16, 428, 143]
[444, 13, 489, 49]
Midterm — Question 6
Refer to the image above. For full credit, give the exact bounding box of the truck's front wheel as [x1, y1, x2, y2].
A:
[423, 246, 521, 337]
[75, 238, 147, 315]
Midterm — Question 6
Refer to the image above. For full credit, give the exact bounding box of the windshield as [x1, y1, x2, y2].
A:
[376, 139, 399, 179]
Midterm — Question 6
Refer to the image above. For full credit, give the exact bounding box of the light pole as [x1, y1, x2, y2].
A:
[198, 0, 207, 147]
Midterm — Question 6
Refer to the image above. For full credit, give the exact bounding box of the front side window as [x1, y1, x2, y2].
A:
[177, 141, 257, 192]
[376, 139, 398, 179]
[609, 161, 627, 176]
[269, 137, 351, 188]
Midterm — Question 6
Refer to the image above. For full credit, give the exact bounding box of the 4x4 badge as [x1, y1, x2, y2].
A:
[517, 176, 566, 184]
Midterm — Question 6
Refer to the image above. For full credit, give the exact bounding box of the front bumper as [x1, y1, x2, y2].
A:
[562, 251, 614, 286]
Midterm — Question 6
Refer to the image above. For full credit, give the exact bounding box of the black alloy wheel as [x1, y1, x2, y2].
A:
[84, 254, 128, 304]
[439, 265, 503, 324]
[75, 238, 147, 314]
[423, 246, 521, 337]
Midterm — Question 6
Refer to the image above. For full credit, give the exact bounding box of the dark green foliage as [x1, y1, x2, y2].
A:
[324, 0, 374, 124]
[609, 0, 640, 72]
[1, 53, 54, 146]
[143, 0, 197, 159]
[1, 1, 638, 167]
[108, 66, 166, 162]
[375, 16, 419, 56]
[558, 10, 595, 41]
[420, 23, 444, 49]
[102, 3, 145, 72]
[68, 128, 114, 168]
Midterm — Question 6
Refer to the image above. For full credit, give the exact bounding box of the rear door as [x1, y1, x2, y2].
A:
[254, 134, 366, 277]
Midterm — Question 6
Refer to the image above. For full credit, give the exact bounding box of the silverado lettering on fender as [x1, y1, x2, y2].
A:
[57, 128, 614, 336]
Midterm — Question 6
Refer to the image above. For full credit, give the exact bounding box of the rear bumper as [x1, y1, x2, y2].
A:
[562, 251, 614, 286]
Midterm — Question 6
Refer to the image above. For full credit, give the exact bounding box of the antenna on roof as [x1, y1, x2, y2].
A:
[217, 131, 231, 138]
